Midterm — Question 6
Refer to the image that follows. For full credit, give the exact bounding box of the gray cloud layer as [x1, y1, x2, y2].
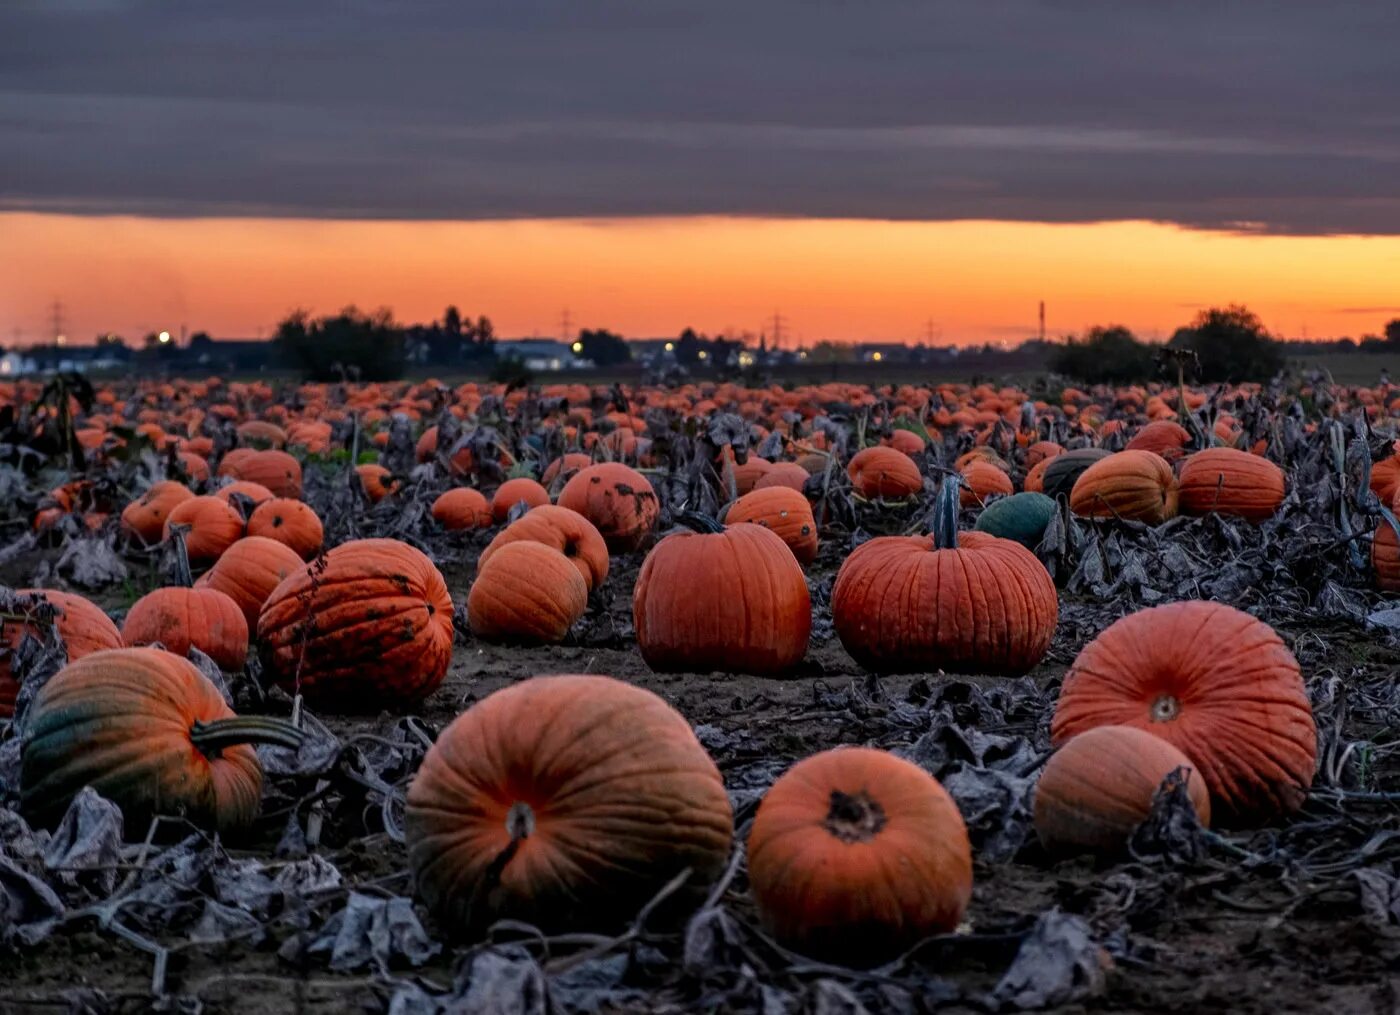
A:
[2, 1, 1398, 233]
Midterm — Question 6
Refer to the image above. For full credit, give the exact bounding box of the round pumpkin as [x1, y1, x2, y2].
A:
[959, 458, 1014, 507]
[1177, 447, 1285, 523]
[163, 496, 246, 566]
[122, 587, 249, 672]
[20, 647, 302, 831]
[556, 462, 660, 553]
[246, 498, 323, 560]
[1, 590, 122, 718]
[491, 478, 551, 523]
[747, 747, 972, 965]
[120, 481, 193, 546]
[754, 462, 813, 493]
[405, 674, 733, 933]
[1052, 601, 1316, 823]
[467, 541, 588, 644]
[723, 487, 818, 566]
[214, 480, 275, 509]
[355, 463, 399, 503]
[1035, 725, 1211, 855]
[973, 491, 1057, 549]
[634, 515, 811, 675]
[847, 446, 922, 500]
[541, 452, 593, 490]
[1037, 447, 1111, 500]
[432, 488, 492, 530]
[219, 448, 302, 499]
[194, 536, 307, 629]
[257, 538, 454, 710]
[1069, 450, 1179, 524]
[478, 504, 609, 592]
[1374, 521, 1400, 592]
[1125, 420, 1193, 462]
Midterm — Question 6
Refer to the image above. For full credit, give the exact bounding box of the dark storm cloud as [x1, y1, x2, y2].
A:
[2, 1, 1398, 233]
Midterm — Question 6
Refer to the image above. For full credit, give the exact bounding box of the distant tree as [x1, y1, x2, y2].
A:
[188, 332, 213, 353]
[471, 315, 495, 349]
[675, 327, 711, 366]
[1168, 305, 1282, 382]
[444, 306, 462, 336]
[577, 328, 631, 366]
[1360, 335, 1388, 353]
[809, 340, 856, 364]
[274, 306, 405, 381]
[1386, 318, 1400, 346]
[1049, 325, 1156, 384]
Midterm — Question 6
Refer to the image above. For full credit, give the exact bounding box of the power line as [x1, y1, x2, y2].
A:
[923, 318, 942, 346]
[1038, 300, 1046, 343]
[768, 310, 787, 350]
[50, 298, 65, 344]
[559, 308, 573, 345]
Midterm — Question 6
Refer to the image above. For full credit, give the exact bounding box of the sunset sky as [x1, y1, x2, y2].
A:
[3, 2, 1398, 346]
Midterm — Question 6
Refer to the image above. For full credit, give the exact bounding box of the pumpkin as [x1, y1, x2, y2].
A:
[214, 480, 275, 508]
[478, 504, 609, 591]
[1370, 455, 1400, 506]
[754, 462, 813, 493]
[973, 491, 1057, 549]
[1069, 450, 1179, 524]
[847, 446, 922, 500]
[20, 647, 302, 832]
[218, 448, 302, 499]
[491, 477, 551, 523]
[959, 458, 1014, 507]
[1125, 419, 1193, 462]
[541, 452, 593, 490]
[1374, 521, 1400, 592]
[747, 747, 972, 965]
[884, 428, 926, 457]
[634, 514, 811, 675]
[194, 535, 307, 629]
[1052, 601, 1316, 823]
[120, 481, 193, 546]
[1, 589, 122, 718]
[246, 498, 324, 560]
[832, 478, 1057, 675]
[1036, 447, 1111, 500]
[1177, 447, 1285, 523]
[467, 541, 588, 644]
[164, 496, 245, 566]
[1034, 725, 1211, 855]
[405, 674, 733, 933]
[431, 488, 492, 530]
[122, 586, 249, 671]
[257, 538, 454, 710]
[557, 462, 660, 553]
[1025, 441, 1064, 469]
[723, 487, 818, 566]
[355, 463, 399, 503]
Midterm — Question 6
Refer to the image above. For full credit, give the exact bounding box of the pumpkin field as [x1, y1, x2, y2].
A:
[5, 372, 1400, 1013]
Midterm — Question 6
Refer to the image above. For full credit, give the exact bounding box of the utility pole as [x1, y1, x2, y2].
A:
[559, 308, 573, 345]
[1038, 301, 1046, 343]
[766, 311, 787, 351]
[923, 318, 941, 346]
[50, 298, 65, 344]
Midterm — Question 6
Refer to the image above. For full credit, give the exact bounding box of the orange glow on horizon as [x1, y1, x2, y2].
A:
[1, 212, 1398, 347]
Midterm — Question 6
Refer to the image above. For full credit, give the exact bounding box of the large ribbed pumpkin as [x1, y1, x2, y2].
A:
[257, 538, 454, 710]
[1125, 420, 1193, 462]
[467, 541, 588, 644]
[832, 480, 1056, 676]
[557, 462, 660, 552]
[120, 481, 193, 546]
[478, 504, 609, 592]
[723, 487, 818, 566]
[122, 586, 249, 671]
[21, 648, 302, 831]
[1035, 725, 1211, 855]
[1, 590, 123, 718]
[633, 516, 811, 675]
[405, 675, 733, 933]
[847, 446, 922, 500]
[1177, 448, 1286, 523]
[1052, 601, 1316, 824]
[1069, 450, 1179, 524]
[195, 535, 307, 629]
[747, 747, 972, 965]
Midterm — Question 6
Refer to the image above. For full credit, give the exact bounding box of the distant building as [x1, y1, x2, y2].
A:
[0, 351, 37, 377]
[188, 338, 275, 372]
[495, 339, 590, 371]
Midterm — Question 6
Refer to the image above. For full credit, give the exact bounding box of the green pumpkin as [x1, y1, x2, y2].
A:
[974, 492, 1057, 549]
[1040, 448, 1111, 500]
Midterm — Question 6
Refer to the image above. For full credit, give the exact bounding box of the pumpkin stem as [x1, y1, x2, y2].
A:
[932, 475, 961, 550]
[675, 509, 725, 535]
[506, 801, 535, 840]
[168, 522, 194, 587]
[189, 716, 306, 757]
[1149, 694, 1181, 723]
[824, 789, 887, 843]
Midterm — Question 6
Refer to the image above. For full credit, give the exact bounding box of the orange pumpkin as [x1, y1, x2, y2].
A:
[120, 481, 193, 546]
[491, 477, 551, 523]
[1, 590, 122, 718]
[246, 498, 323, 560]
[432, 487, 492, 530]
[1177, 447, 1285, 523]
[723, 487, 818, 566]
[748, 747, 972, 965]
[557, 462, 660, 553]
[1052, 601, 1315, 823]
[1069, 450, 1179, 524]
[1125, 420, 1193, 462]
[847, 446, 922, 499]
[405, 674, 733, 933]
[194, 535, 307, 629]
[1374, 521, 1400, 592]
[478, 504, 609, 591]
[219, 448, 302, 499]
[467, 541, 588, 644]
[355, 463, 399, 503]
[754, 462, 813, 493]
[214, 480, 275, 509]
[164, 496, 246, 566]
[122, 586, 249, 671]
[959, 458, 1014, 507]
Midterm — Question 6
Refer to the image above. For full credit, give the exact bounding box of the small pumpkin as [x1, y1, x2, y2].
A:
[1034, 725, 1211, 855]
[432, 488, 492, 530]
[959, 458, 1014, 507]
[218, 448, 302, 499]
[405, 674, 733, 933]
[1069, 450, 1179, 524]
[541, 452, 593, 491]
[1177, 447, 1285, 523]
[847, 446, 922, 500]
[163, 496, 246, 566]
[973, 491, 1057, 549]
[355, 463, 399, 503]
[120, 481, 193, 546]
[634, 514, 811, 675]
[246, 497, 324, 560]
[747, 747, 972, 965]
[723, 487, 818, 566]
[258, 538, 454, 710]
[1, 589, 122, 718]
[194, 535, 307, 629]
[21, 647, 303, 831]
[467, 541, 588, 644]
[478, 504, 609, 591]
[491, 477, 551, 523]
[1052, 601, 1316, 823]
[557, 462, 660, 553]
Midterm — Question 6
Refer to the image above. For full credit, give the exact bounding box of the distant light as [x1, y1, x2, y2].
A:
[664, 341, 675, 352]
[798, 350, 808, 360]
[738, 352, 755, 367]
[697, 350, 709, 360]
[158, 331, 171, 344]
[0, 360, 11, 374]
[56, 334, 67, 347]
[872, 351, 883, 362]
[571, 341, 583, 353]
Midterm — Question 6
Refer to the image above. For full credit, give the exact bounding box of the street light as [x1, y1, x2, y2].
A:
[571, 341, 583, 354]
[664, 342, 675, 352]
[55, 334, 67, 347]
[697, 350, 709, 360]
[158, 331, 172, 344]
